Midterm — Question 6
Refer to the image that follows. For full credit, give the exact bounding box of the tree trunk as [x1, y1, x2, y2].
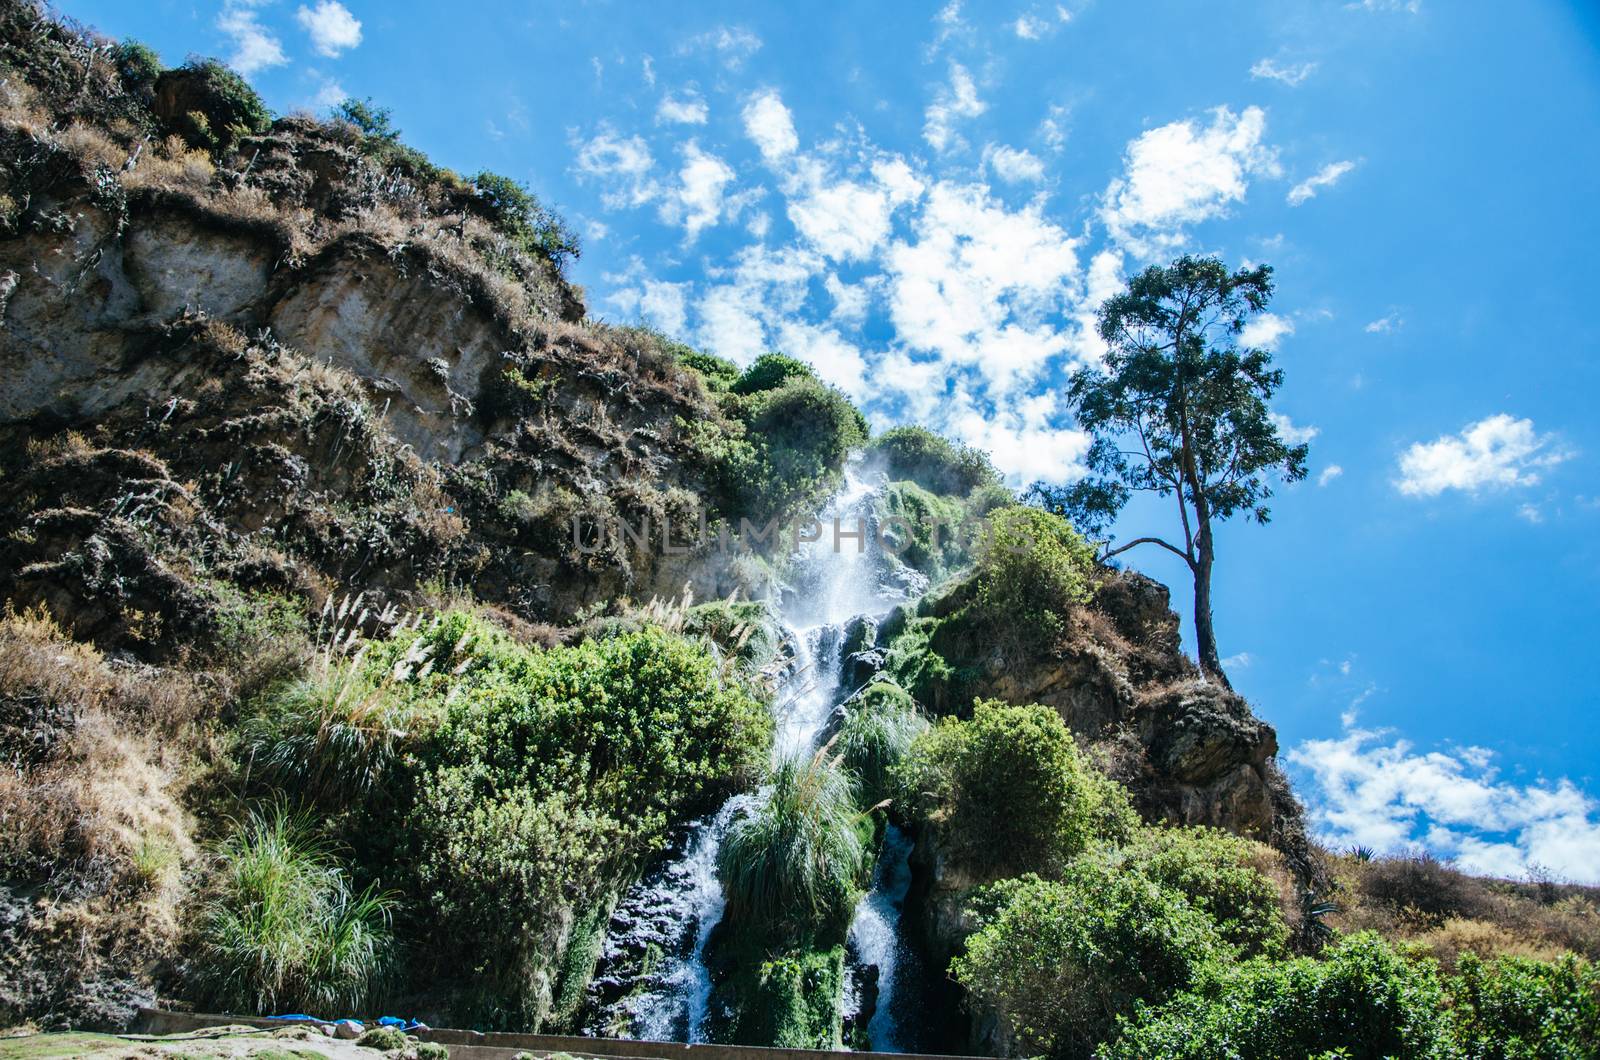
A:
[1192, 544, 1231, 690]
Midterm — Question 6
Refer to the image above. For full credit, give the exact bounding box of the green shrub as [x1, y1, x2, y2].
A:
[874, 480, 968, 580]
[1114, 826, 1288, 958]
[153, 58, 272, 151]
[954, 865, 1228, 1060]
[113, 39, 163, 95]
[680, 348, 742, 392]
[190, 808, 393, 1015]
[895, 701, 1135, 878]
[1448, 952, 1600, 1059]
[836, 683, 926, 805]
[718, 754, 868, 944]
[415, 1044, 449, 1060]
[1100, 933, 1452, 1060]
[973, 506, 1096, 649]
[732, 353, 816, 395]
[467, 170, 581, 273]
[355, 1025, 410, 1050]
[333, 97, 401, 145]
[866, 426, 1001, 495]
[750, 946, 847, 1048]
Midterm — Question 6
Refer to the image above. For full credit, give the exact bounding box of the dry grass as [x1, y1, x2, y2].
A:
[1323, 849, 1600, 966]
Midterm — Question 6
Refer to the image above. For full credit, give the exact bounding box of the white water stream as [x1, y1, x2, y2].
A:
[582, 471, 925, 1047]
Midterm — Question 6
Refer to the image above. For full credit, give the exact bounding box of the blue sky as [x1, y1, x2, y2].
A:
[61, 0, 1600, 880]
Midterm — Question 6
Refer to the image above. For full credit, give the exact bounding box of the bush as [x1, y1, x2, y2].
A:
[153, 58, 272, 151]
[467, 170, 581, 273]
[1449, 952, 1600, 1059]
[873, 481, 968, 580]
[684, 598, 782, 675]
[732, 353, 816, 395]
[836, 683, 926, 805]
[1100, 933, 1451, 1060]
[718, 754, 868, 944]
[1114, 826, 1289, 958]
[113, 39, 163, 96]
[680, 348, 742, 392]
[190, 808, 394, 1015]
[954, 865, 1228, 1060]
[333, 97, 400, 145]
[895, 701, 1135, 878]
[973, 506, 1096, 649]
[749, 946, 847, 1048]
[355, 1025, 410, 1050]
[866, 426, 1001, 496]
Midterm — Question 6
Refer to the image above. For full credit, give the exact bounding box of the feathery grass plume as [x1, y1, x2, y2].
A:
[718, 750, 867, 940]
[836, 683, 927, 805]
[190, 806, 394, 1014]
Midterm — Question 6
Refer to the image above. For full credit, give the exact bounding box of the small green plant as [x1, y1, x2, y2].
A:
[113, 39, 163, 95]
[355, 1025, 410, 1050]
[973, 506, 1096, 650]
[718, 752, 868, 943]
[895, 700, 1135, 878]
[334, 97, 401, 145]
[189, 808, 394, 1015]
[467, 170, 581, 273]
[836, 683, 926, 804]
[866, 426, 1001, 496]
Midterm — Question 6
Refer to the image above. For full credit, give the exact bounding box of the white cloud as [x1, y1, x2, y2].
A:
[1271, 412, 1319, 445]
[217, 0, 286, 75]
[1288, 160, 1358, 206]
[1013, 14, 1050, 39]
[1348, 0, 1421, 11]
[680, 25, 762, 69]
[296, 0, 362, 58]
[985, 144, 1047, 183]
[775, 320, 870, 398]
[1240, 311, 1294, 349]
[573, 128, 657, 209]
[742, 89, 799, 162]
[1039, 106, 1069, 152]
[606, 262, 691, 337]
[1318, 464, 1344, 486]
[923, 63, 986, 153]
[824, 273, 870, 325]
[1250, 58, 1317, 86]
[311, 78, 346, 109]
[657, 93, 709, 125]
[1101, 105, 1278, 257]
[1365, 312, 1403, 333]
[658, 142, 737, 242]
[1290, 724, 1600, 882]
[1222, 651, 1254, 669]
[1518, 503, 1545, 525]
[1396, 414, 1570, 497]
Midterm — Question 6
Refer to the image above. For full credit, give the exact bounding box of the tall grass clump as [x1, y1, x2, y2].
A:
[719, 752, 868, 942]
[190, 808, 394, 1014]
[836, 683, 927, 804]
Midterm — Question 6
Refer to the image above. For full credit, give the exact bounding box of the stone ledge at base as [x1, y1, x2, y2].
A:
[133, 1008, 992, 1060]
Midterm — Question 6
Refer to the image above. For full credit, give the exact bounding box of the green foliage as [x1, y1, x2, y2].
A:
[718, 753, 868, 945]
[954, 865, 1228, 1060]
[1114, 826, 1289, 958]
[1100, 933, 1451, 1060]
[333, 97, 400, 144]
[836, 683, 927, 805]
[750, 946, 847, 1048]
[874, 480, 967, 580]
[679, 348, 742, 392]
[415, 1044, 450, 1060]
[354, 1025, 410, 1050]
[467, 170, 581, 273]
[689, 372, 869, 529]
[683, 598, 782, 675]
[190, 808, 394, 1015]
[155, 58, 272, 151]
[895, 701, 1135, 879]
[113, 40, 163, 94]
[1448, 952, 1600, 1060]
[866, 426, 1001, 495]
[731, 353, 816, 395]
[973, 506, 1096, 649]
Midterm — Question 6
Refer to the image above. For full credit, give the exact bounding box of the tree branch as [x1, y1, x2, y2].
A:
[1102, 536, 1195, 568]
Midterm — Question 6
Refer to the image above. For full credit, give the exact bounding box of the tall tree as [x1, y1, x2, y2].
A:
[1035, 256, 1308, 687]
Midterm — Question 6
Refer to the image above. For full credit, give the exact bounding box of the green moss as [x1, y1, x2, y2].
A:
[355, 1025, 410, 1050]
[550, 899, 613, 1027]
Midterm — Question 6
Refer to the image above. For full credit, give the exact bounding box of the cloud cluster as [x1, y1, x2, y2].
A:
[217, 0, 286, 75]
[1101, 106, 1279, 257]
[923, 64, 986, 153]
[1290, 724, 1600, 882]
[1250, 58, 1317, 86]
[1396, 414, 1569, 497]
[296, 0, 362, 59]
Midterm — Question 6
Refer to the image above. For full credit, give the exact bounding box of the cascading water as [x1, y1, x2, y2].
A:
[582, 469, 928, 1047]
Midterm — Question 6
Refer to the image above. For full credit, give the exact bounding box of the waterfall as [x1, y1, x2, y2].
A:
[582, 469, 923, 1046]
